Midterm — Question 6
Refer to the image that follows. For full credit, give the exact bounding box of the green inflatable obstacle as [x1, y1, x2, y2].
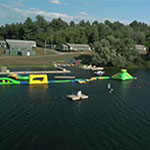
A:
[0, 77, 21, 85]
[111, 69, 136, 81]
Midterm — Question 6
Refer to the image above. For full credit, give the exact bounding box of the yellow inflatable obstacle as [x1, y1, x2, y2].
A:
[29, 74, 48, 84]
[78, 80, 86, 84]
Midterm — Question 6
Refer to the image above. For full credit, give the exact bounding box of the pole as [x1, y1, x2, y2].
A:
[44, 40, 46, 54]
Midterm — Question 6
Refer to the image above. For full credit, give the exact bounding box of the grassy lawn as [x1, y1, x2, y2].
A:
[33, 47, 58, 55]
[0, 47, 7, 56]
[0, 47, 92, 68]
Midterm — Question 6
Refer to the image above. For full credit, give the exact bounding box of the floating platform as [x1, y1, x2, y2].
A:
[67, 94, 88, 101]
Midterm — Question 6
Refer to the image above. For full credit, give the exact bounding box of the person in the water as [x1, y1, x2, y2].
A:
[107, 83, 113, 93]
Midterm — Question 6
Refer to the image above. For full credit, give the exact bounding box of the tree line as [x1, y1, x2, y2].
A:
[0, 15, 150, 67]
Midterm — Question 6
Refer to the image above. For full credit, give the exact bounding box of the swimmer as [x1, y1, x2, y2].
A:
[109, 88, 113, 93]
[107, 83, 113, 93]
[107, 83, 111, 90]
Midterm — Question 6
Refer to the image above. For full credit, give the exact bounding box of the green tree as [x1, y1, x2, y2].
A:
[50, 18, 68, 31]
[89, 24, 99, 43]
[98, 23, 113, 39]
[23, 17, 37, 40]
[92, 37, 138, 67]
[79, 20, 86, 27]
[69, 21, 76, 27]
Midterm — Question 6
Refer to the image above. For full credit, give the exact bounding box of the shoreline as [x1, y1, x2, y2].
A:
[1, 65, 149, 70]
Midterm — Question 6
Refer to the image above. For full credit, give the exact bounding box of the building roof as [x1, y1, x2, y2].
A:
[66, 43, 90, 48]
[62, 44, 68, 47]
[0, 40, 6, 44]
[135, 44, 146, 50]
[6, 39, 36, 50]
[6, 39, 36, 44]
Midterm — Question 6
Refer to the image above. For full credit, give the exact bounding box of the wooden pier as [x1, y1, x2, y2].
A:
[67, 94, 88, 101]
[0, 70, 71, 75]
[54, 76, 75, 79]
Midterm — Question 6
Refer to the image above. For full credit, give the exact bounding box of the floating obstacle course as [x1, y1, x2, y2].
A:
[0, 69, 136, 85]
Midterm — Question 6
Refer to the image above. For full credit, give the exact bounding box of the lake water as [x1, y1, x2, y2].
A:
[0, 68, 150, 150]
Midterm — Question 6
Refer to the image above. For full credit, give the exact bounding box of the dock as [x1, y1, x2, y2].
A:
[67, 94, 88, 101]
[0, 70, 71, 75]
[55, 76, 75, 79]
[91, 67, 104, 71]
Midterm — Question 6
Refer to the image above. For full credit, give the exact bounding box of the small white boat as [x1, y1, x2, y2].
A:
[94, 71, 105, 76]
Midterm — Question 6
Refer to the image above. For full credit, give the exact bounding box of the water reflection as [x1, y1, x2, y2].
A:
[29, 84, 48, 93]
[120, 80, 132, 90]
[28, 84, 48, 100]
[1, 85, 15, 91]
